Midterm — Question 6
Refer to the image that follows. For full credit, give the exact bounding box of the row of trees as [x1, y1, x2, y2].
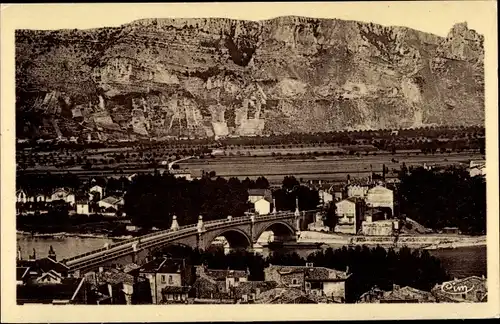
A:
[154, 244, 450, 303]
[16, 172, 82, 194]
[17, 125, 484, 153]
[124, 174, 319, 229]
[398, 166, 486, 235]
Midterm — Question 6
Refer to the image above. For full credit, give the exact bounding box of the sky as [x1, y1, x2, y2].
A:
[2, 2, 496, 37]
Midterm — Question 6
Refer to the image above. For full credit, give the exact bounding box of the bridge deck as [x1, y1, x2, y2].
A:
[61, 211, 317, 271]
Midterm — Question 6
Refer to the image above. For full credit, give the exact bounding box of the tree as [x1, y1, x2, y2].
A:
[323, 201, 337, 231]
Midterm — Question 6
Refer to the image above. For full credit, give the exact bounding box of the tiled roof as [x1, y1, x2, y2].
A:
[21, 257, 69, 275]
[17, 278, 84, 304]
[139, 257, 184, 274]
[248, 189, 270, 196]
[269, 265, 350, 281]
[99, 196, 123, 205]
[98, 270, 136, 286]
[162, 286, 191, 294]
[254, 287, 317, 304]
[204, 269, 248, 281]
[122, 263, 141, 274]
[381, 286, 435, 301]
[234, 281, 278, 298]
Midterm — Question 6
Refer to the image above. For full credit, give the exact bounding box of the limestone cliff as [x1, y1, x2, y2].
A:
[15, 17, 484, 139]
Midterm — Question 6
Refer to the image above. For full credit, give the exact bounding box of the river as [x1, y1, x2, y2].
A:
[16, 234, 486, 279]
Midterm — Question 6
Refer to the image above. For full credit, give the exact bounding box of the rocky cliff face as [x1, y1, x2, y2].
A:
[15, 16, 484, 140]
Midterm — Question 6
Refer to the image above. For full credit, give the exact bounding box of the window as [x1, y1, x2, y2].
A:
[168, 275, 173, 285]
[292, 279, 298, 285]
[160, 275, 166, 283]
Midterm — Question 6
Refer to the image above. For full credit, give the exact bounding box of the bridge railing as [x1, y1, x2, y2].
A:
[63, 210, 317, 264]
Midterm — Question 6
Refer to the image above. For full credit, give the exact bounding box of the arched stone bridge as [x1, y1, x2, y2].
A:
[61, 210, 316, 275]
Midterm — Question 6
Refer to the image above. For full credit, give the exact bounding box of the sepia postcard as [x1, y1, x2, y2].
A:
[1, 1, 499, 322]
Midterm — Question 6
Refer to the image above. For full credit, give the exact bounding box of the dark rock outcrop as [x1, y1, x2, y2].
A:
[15, 17, 484, 140]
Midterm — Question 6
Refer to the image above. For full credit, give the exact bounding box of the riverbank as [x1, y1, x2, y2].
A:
[16, 230, 132, 241]
[298, 231, 486, 250]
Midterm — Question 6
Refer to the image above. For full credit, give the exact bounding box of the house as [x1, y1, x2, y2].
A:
[327, 183, 346, 202]
[89, 184, 104, 200]
[335, 197, 366, 234]
[254, 197, 271, 215]
[34, 192, 50, 203]
[365, 185, 394, 217]
[264, 264, 350, 303]
[16, 189, 33, 203]
[191, 265, 248, 300]
[17, 277, 88, 305]
[248, 188, 272, 204]
[442, 227, 461, 235]
[234, 281, 278, 303]
[358, 285, 437, 303]
[307, 212, 330, 232]
[431, 276, 487, 303]
[318, 190, 334, 205]
[361, 219, 399, 236]
[253, 287, 321, 304]
[98, 196, 124, 211]
[135, 257, 191, 304]
[50, 188, 75, 205]
[346, 184, 369, 198]
[469, 160, 486, 177]
[170, 169, 193, 181]
[93, 267, 152, 305]
[76, 195, 90, 215]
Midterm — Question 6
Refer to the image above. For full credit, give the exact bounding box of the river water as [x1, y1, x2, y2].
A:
[16, 234, 486, 279]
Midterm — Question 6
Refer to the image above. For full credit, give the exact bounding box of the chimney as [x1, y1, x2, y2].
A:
[48, 245, 57, 261]
[272, 198, 277, 214]
[346, 266, 349, 274]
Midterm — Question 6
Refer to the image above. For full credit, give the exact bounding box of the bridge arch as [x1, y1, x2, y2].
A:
[204, 228, 253, 251]
[150, 242, 195, 259]
[254, 220, 296, 243]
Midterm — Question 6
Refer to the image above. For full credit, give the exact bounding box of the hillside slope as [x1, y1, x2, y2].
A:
[15, 17, 484, 140]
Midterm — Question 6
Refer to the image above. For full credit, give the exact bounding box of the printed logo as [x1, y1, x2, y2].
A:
[441, 280, 475, 294]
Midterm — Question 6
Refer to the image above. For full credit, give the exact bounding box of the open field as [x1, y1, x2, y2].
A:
[18, 151, 484, 184]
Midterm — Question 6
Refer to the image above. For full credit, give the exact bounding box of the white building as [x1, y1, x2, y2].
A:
[335, 198, 364, 235]
[16, 190, 32, 203]
[170, 169, 193, 181]
[76, 197, 90, 215]
[318, 190, 334, 205]
[254, 198, 271, 215]
[50, 188, 75, 205]
[347, 184, 369, 198]
[89, 185, 104, 200]
[307, 212, 330, 232]
[365, 186, 394, 217]
[469, 160, 486, 177]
